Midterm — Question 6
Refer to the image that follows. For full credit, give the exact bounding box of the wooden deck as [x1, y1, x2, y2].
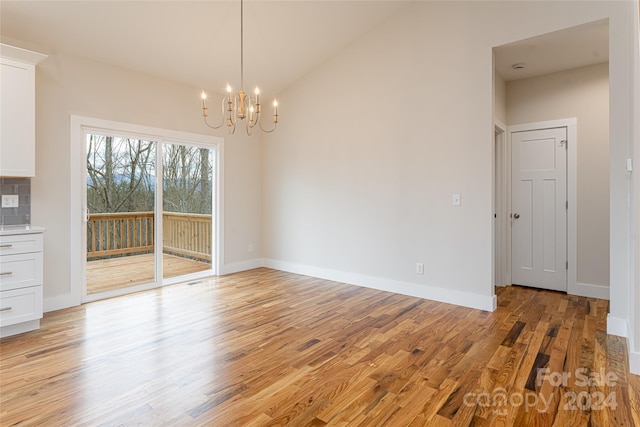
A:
[87, 253, 211, 294]
[1, 268, 638, 426]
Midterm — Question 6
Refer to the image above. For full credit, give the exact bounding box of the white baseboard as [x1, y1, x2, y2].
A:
[630, 348, 640, 376]
[219, 258, 265, 275]
[606, 314, 628, 338]
[627, 325, 639, 375]
[263, 259, 496, 312]
[611, 316, 638, 377]
[572, 282, 609, 300]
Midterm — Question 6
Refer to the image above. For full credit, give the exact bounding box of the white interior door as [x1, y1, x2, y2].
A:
[511, 127, 567, 292]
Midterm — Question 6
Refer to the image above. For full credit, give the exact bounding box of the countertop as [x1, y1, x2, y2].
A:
[0, 225, 46, 236]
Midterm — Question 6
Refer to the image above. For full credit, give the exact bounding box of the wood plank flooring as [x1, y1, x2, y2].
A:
[87, 253, 211, 294]
[1, 268, 638, 426]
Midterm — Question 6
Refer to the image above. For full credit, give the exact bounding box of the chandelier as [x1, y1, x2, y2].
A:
[200, 0, 278, 136]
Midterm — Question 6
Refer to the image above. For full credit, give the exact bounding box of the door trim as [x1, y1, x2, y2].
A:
[505, 118, 578, 295]
[494, 119, 509, 287]
[69, 115, 224, 307]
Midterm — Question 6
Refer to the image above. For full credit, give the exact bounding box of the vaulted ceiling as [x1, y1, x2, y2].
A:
[1, 1, 609, 98]
[0, 1, 409, 99]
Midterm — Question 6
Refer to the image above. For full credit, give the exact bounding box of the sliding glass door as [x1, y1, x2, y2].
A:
[84, 132, 215, 300]
[85, 134, 157, 295]
[162, 143, 214, 281]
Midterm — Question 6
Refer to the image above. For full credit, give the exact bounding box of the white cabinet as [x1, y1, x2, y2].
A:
[0, 230, 44, 337]
[0, 44, 47, 177]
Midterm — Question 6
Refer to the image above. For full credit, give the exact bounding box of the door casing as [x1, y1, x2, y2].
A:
[494, 120, 509, 287]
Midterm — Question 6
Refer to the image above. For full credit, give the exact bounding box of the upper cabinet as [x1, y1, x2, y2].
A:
[0, 44, 47, 177]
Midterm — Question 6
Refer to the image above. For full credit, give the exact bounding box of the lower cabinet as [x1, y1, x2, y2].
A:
[0, 231, 44, 338]
[0, 286, 43, 328]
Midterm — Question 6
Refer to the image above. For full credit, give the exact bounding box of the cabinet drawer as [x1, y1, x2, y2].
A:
[0, 233, 43, 255]
[0, 286, 43, 327]
[0, 252, 43, 291]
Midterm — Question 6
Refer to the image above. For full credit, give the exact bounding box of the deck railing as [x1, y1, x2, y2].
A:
[162, 212, 212, 262]
[87, 211, 212, 262]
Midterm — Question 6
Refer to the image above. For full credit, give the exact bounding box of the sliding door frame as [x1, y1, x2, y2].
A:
[160, 138, 219, 287]
[70, 115, 224, 305]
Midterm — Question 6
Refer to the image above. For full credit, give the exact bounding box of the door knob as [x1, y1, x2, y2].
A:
[513, 213, 520, 219]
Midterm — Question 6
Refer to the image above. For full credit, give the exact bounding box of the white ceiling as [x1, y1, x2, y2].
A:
[1, 1, 610, 97]
[494, 19, 609, 81]
[0, 1, 410, 99]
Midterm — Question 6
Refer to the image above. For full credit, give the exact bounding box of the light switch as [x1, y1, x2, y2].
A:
[452, 194, 461, 206]
[1, 195, 19, 208]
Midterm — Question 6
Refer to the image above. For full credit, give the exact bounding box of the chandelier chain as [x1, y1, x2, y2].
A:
[240, 0, 244, 91]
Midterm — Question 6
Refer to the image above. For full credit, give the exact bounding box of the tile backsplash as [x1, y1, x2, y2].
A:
[0, 177, 31, 226]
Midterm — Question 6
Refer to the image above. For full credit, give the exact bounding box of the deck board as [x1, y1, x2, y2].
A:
[87, 253, 211, 294]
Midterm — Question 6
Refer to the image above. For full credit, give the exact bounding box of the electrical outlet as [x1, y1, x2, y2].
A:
[1, 195, 19, 208]
[248, 243, 254, 253]
[416, 263, 424, 275]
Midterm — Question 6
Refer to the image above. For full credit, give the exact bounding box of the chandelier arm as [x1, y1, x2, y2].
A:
[259, 122, 278, 133]
[203, 116, 223, 130]
[248, 97, 259, 131]
[202, 97, 228, 130]
[253, 108, 261, 127]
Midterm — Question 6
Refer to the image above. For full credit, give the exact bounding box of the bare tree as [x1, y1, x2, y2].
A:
[86, 136, 155, 214]
[162, 144, 212, 214]
[200, 148, 210, 213]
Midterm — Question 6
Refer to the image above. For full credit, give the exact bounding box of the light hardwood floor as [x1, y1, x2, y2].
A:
[1, 268, 638, 426]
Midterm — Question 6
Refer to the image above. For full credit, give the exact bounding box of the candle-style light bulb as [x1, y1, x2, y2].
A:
[201, 91, 207, 108]
[226, 84, 232, 95]
[255, 87, 260, 105]
[273, 99, 278, 123]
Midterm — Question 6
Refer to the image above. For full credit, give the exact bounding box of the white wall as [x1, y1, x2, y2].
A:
[494, 72, 507, 125]
[31, 52, 263, 310]
[263, 1, 633, 315]
[631, 0, 640, 375]
[507, 63, 610, 289]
